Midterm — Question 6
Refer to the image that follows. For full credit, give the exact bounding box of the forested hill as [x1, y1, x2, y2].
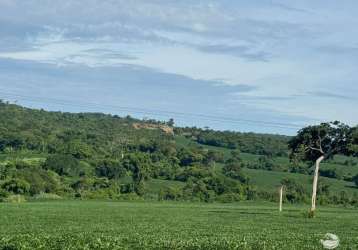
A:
[175, 127, 290, 157]
[0, 101, 357, 205]
[0, 101, 173, 157]
[0, 101, 289, 158]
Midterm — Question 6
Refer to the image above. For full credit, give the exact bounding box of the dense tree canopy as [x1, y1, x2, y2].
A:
[289, 122, 358, 213]
[0, 101, 357, 205]
[289, 121, 353, 162]
[176, 127, 289, 156]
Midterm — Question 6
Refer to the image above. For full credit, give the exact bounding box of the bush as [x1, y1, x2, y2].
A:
[306, 210, 316, 219]
[320, 169, 342, 180]
[216, 193, 243, 203]
[43, 154, 82, 176]
[182, 180, 215, 202]
[352, 174, 358, 187]
[71, 178, 94, 192]
[78, 188, 119, 200]
[4, 194, 26, 203]
[1, 178, 30, 194]
[222, 162, 248, 184]
[158, 187, 182, 201]
[120, 183, 135, 194]
[175, 165, 211, 182]
[32, 193, 62, 201]
[95, 160, 126, 179]
[118, 193, 142, 201]
[280, 178, 307, 203]
[0, 189, 9, 202]
[134, 181, 146, 196]
[15, 167, 60, 195]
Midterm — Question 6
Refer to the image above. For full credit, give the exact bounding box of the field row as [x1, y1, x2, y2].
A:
[0, 201, 357, 249]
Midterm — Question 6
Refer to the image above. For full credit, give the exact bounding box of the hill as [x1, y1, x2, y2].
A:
[0, 101, 357, 205]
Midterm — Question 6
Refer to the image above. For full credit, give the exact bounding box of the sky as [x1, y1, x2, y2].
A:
[0, 0, 357, 135]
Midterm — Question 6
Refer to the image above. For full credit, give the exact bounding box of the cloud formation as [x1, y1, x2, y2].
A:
[0, 0, 357, 134]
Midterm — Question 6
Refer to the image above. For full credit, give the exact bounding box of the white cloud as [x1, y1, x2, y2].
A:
[0, 0, 358, 130]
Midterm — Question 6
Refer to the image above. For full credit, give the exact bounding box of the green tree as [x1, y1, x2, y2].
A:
[352, 174, 358, 187]
[280, 178, 306, 203]
[258, 156, 275, 171]
[222, 162, 248, 183]
[44, 154, 82, 176]
[289, 121, 353, 214]
[167, 118, 175, 127]
[1, 178, 30, 194]
[95, 160, 126, 179]
[66, 140, 92, 159]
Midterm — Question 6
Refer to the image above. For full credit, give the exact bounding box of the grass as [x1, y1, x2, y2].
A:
[0, 201, 357, 249]
[0, 152, 47, 167]
[175, 135, 358, 171]
[243, 168, 357, 195]
[176, 136, 358, 196]
[146, 179, 186, 194]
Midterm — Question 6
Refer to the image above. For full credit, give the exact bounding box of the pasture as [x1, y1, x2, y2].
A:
[0, 201, 357, 249]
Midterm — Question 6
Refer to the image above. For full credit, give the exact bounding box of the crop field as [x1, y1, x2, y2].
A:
[243, 168, 357, 195]
[0, 201, 357, 249]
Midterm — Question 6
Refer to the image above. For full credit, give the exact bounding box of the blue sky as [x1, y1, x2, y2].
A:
[0, 0, 357, 134]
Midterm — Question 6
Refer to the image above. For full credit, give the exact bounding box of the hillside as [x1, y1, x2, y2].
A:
[176, 136, 358, 196]
[0, 101, 357, 205]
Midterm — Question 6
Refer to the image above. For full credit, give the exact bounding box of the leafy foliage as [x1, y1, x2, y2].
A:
[289, 121, 353, 162]
[280, 178, 307, 203]
[176, 127, 289, 156]
[44, 154, 82, 176]
[0, 101, 357, 204]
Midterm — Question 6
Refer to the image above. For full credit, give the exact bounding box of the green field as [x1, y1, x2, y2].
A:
[243, 168, 357, 195]
[0, 201, 357, 249]
[176, 136, 358, 197]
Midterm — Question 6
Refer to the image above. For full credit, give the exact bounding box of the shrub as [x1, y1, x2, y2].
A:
[95, 160, 126, 179]
[15, 167, 60, 195]
[43, 154, 82, 176]
[32, 193, 62, 201]
[4, 194, 26, 203]
[120, 183, 135, 194]
[118, 193, 142, 201]
[352, 174, 358, 187]
[134, 181, 146, 196]
[280, 178, 307, 203]
[79, 189, 119, 200]
[216, 192, 243, 203]
[71, 178, 94, 192]
[320, 169, 342, 180]
[222, 162, 248, 184]
[1, 178, 30, 194]
[158, 187, 182, 201]
[0, 189, 9, 202]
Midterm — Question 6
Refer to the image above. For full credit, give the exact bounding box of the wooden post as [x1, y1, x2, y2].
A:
[279, 185, 283, 212]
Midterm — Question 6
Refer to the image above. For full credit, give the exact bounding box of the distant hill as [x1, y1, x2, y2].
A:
[0, 101, 357, 205]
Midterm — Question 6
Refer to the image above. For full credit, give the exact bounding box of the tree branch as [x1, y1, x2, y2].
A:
[318, 135, 323, 153]
[308, 146, 324, 154]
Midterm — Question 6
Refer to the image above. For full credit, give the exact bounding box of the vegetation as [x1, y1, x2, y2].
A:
[0, 101, 358, 249]
[176, 127, 290, 156]
[289, 122, 358, 214]
[0, 201, 357, 249]
[0, 101, 357, 206]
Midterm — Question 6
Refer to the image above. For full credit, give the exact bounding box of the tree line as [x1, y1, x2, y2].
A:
[0, 101, 357, 207]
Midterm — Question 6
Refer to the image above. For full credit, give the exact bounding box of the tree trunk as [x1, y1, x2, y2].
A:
[279, 186, 283, 212]
[311, 155, 325, 213]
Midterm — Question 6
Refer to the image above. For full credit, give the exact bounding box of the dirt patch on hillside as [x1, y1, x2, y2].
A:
[132, 123, 174, 135]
